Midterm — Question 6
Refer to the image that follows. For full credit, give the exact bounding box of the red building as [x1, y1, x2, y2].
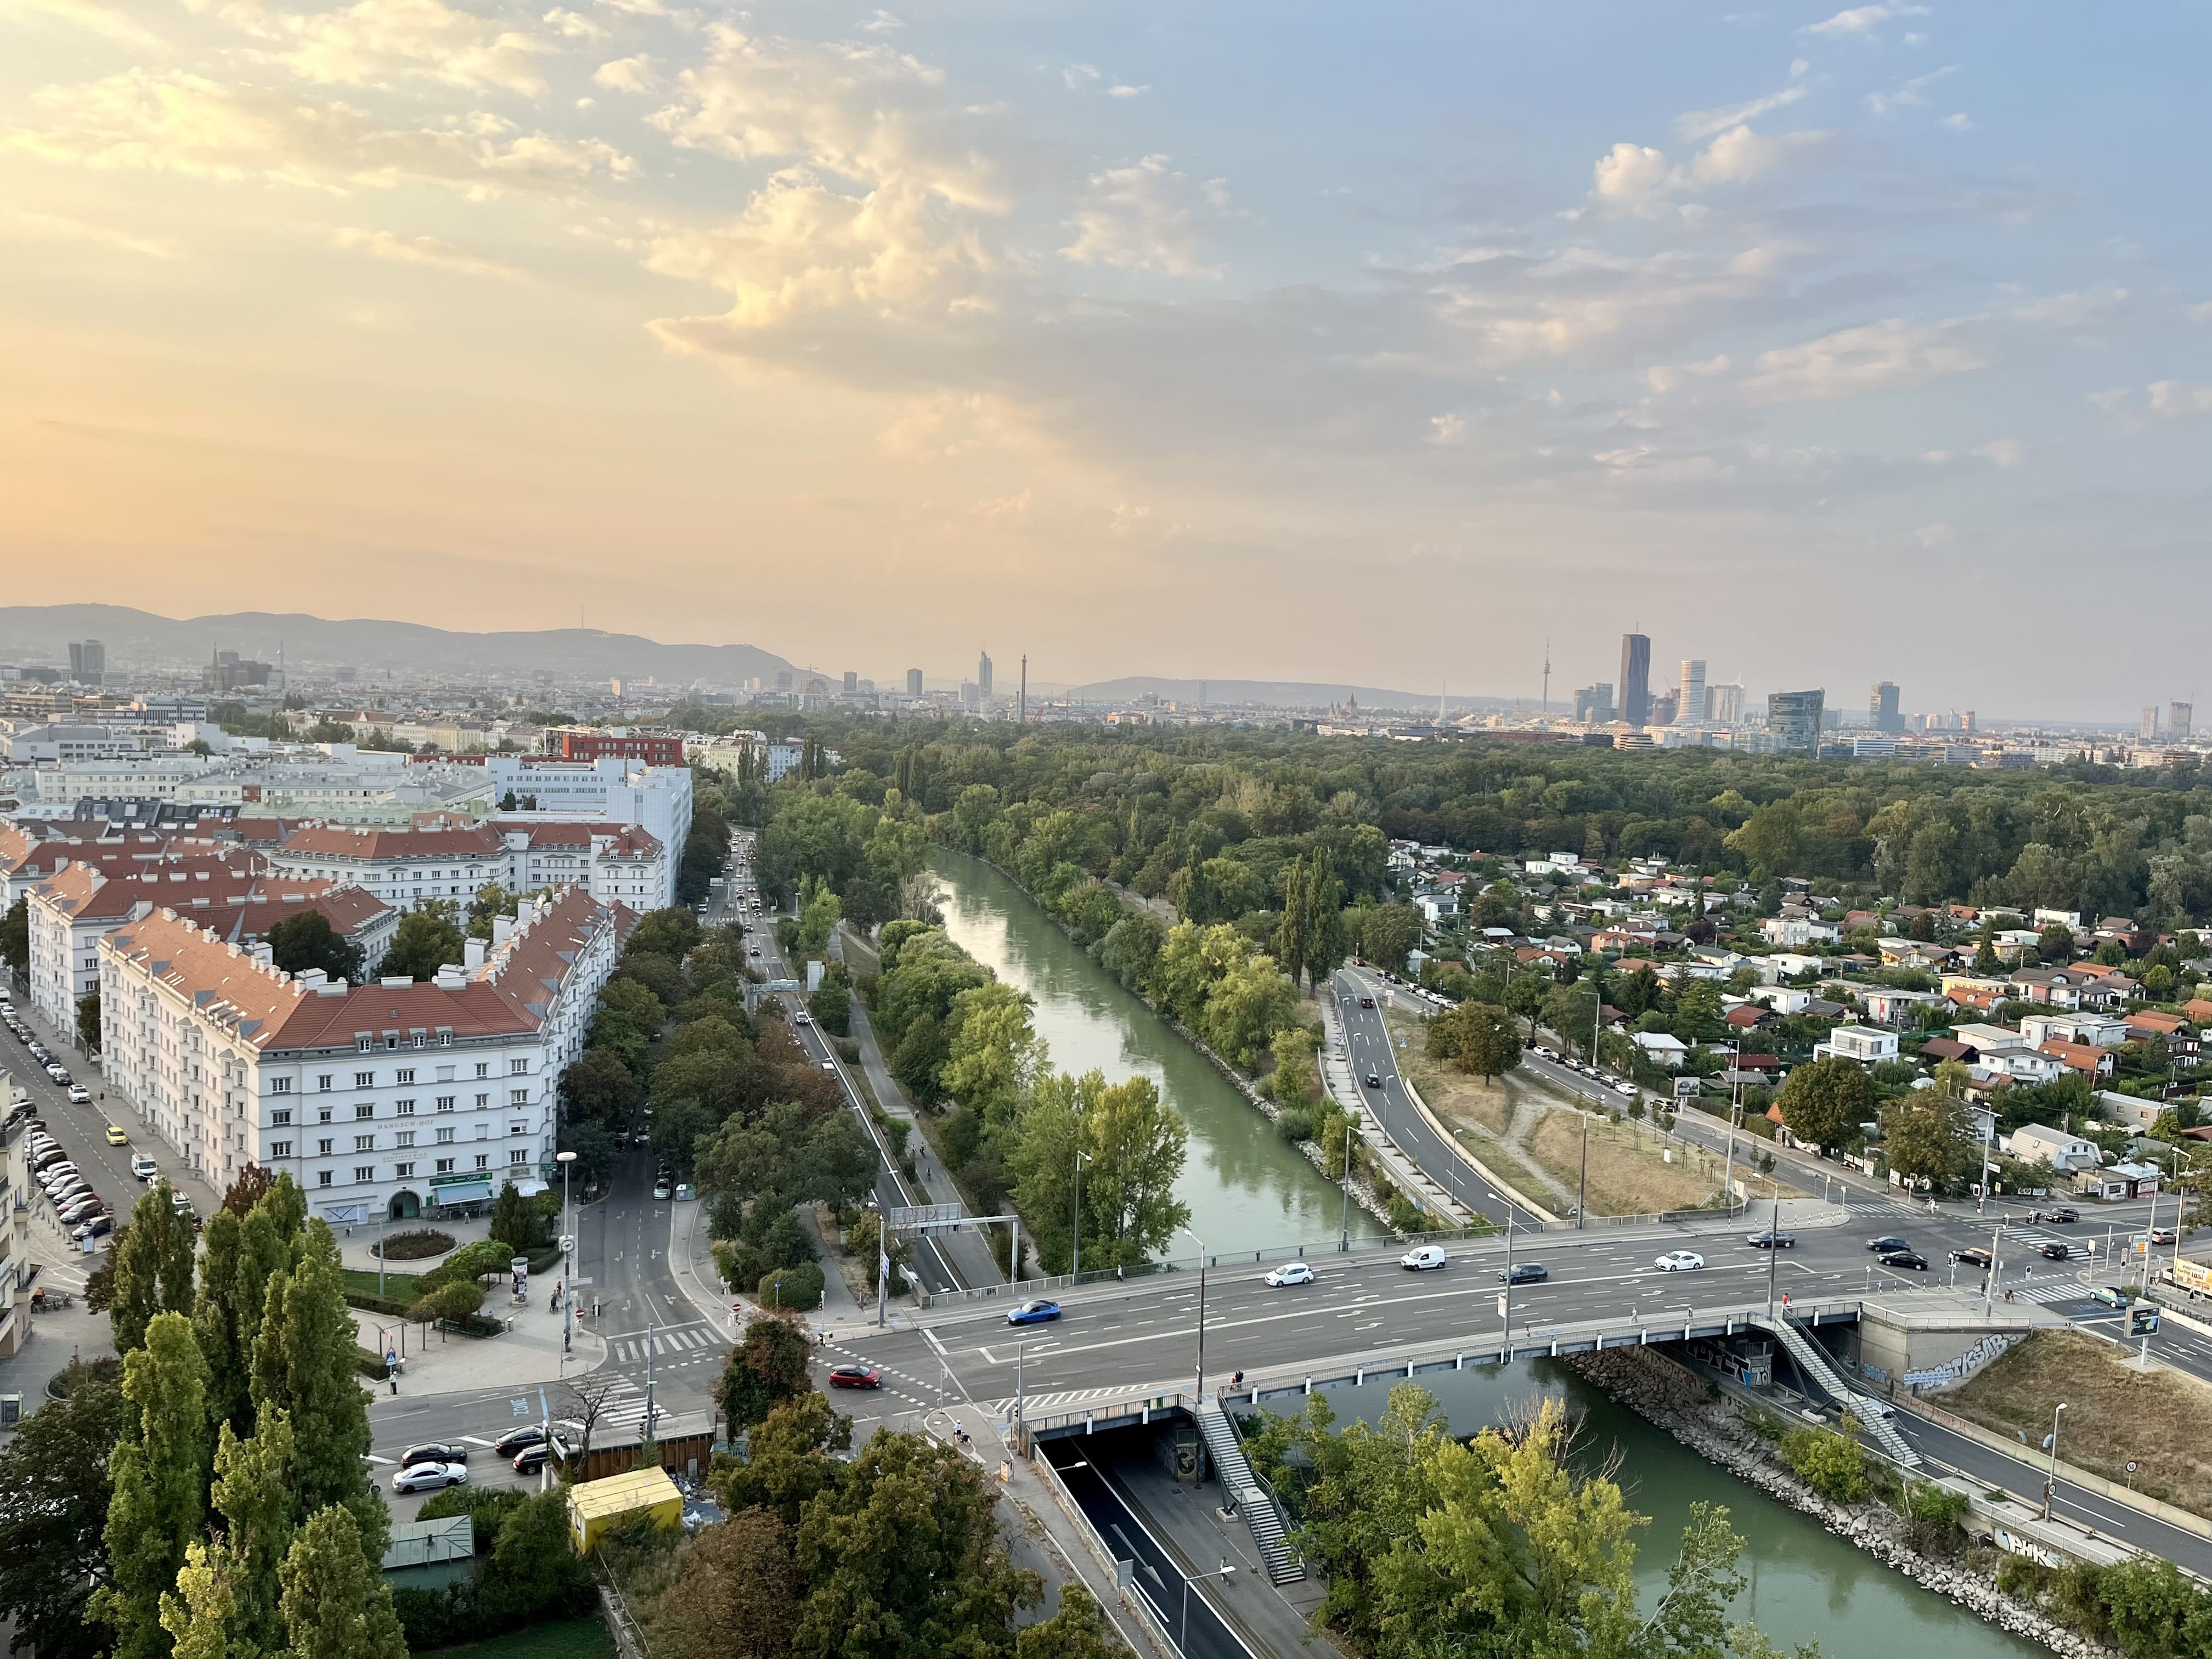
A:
[552, 730, 686, 766]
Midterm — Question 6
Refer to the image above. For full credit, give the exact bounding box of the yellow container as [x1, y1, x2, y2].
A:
[566, 1465, 682, 1553]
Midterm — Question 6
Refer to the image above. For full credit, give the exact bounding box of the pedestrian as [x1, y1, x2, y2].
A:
[389, 1376, 398, 1396]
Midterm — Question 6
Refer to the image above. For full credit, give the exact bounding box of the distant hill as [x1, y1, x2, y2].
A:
[1059, 675, 1516, 715]
[0, 605, 792, 687]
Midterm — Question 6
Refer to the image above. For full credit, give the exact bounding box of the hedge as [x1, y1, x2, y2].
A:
[758, 1262, 824, 1312]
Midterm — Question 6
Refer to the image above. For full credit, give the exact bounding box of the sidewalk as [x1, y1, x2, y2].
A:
[1318, 992, 1475, 1227]
[354, 1284, 607, 1396]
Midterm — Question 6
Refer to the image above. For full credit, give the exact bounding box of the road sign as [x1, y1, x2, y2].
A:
[888, 1202, 967, 1231]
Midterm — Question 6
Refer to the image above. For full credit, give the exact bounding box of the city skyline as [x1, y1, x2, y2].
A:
[1, 7, 2207, 713]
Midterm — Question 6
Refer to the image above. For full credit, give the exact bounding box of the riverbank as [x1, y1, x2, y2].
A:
[1564, 1347, 2113, 1659]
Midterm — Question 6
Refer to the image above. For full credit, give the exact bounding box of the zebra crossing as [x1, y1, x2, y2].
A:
[608, 1321, 724, 1364]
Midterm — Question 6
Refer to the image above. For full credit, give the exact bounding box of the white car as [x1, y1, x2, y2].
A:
[1264, 1261, 1316, 1287]
[131, 1155, 159, 1181]
[1400, 1245, 1449, 1271]
[795, 1012, 811, 1026]
[1653, 1251, 1706, 1273]
[67, 1085, 91, 1104]
[391, 1460, 469, 1494]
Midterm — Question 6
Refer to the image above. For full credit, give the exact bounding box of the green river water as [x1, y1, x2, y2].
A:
[926, 852, 2041, 1659]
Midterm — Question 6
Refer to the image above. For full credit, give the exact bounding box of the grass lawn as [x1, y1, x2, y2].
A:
[341, 1266, 424, 1302]
[420, 1618, 614, 1659]
[1943, 1327, 2212, 1519]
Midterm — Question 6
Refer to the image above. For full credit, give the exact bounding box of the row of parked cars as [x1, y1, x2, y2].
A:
[1529, 1044, 1641, 1102]
[25, 1125, 115, 1239]
[386, 1425, 574, 1492]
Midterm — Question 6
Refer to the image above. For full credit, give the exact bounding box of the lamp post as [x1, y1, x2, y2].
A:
[1339, 1115, 1354, 1254]
[1072, 1148, 1088, 1282]
[556, 1150, 577, 1357]
[1180, 1560, 1236, 1651]
[1180, 1226, 1207, 1403]
[2043, 1402, 2069, 1521]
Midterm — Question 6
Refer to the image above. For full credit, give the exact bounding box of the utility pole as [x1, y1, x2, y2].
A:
[1502, 1215, 1515, 1353]
[1983, 1215, 2003, 1319]
[1767, 1197, 1781, 1317]
[1577, 1114, 1588, 1228]
[2043, 1402, 2069, 1522]
[1340, 1115, 1354, 1252]
[1181, 1227, 1207, 1403]
[1072, 1148, 1087, 1281]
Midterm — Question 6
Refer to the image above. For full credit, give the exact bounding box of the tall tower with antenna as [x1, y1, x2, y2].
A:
[1019, 654, 1027, 724]
[1541, 639, 1551, 716]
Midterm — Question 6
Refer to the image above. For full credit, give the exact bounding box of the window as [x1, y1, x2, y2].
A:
[476, 1124, 490, 1140]
[439, 1032, 453, 1047]
[509, 1149, 529, 1166]
[510, 1058, 529, 1076]
[435, 1096, 455, 1112]
[509, 1121, 527, 1136]
[474, 1062, 490, 1079]
[475, 1093, 490, 1109]
[435, 1158, 454, 1174]
[355, 1103, 374, 1121]
[353, 1134, 374, 1152]
[353, 1165, 374, 1184]
[271, 1076, 292, 1094]
[354, 1071, 374, 1088]
[510, 1088, 529, 1106]
[355, 1035, 372, 1053]
[318, 1107, 334, 1124]
[396, 1131, 415, 1148]
[317, 1170, 334, 1187]
[317, 1075, 334, 1092]
[395, 1099, 415, 1116]
[270, 1140, 292, 1159]
[435, 1126, 455, 1144]
[394, 1161, 414, 1178]
[272, 1109, 292, 1126]
[473, 1154, 490, 1170]
[396, 1068, 415, 1085]
[316, 1138, 334, 1156]
[385, 1035, 399, 1051]
[436, 1065, 455, 1082]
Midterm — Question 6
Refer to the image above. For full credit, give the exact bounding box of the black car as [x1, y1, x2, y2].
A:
[1951, 1246, 1993, 1268]
[2040, 1241, 2071, 1261]
[1865, 1237, 1910, 1254]
[1746, 1231, 1796, 1250]
[399, 1442, 470, 1468]
[512, 1435, 571, 1474]
[1499, 1262, 1548, 1285]
[2034, 1207, 2079, 1224]
[1879, 1249, 1928, 1271]
[494, 1424, 552, 1457]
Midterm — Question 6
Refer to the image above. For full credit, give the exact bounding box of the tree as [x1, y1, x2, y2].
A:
[1878, 1089, 1976, 1187]
[1269, 1026, 1319, 1111]
[1274, 857, 1310, 996]
[94, 1313, 211, 1659]
[891, 1012, 951, 1104]
[941, 982, 1045, 1129]
[719, 1311, 815, 1429]
[277, 1506, 407, 1659]
[809, 977, 851, 1037]
[1427, 1002, 1522, 1082]
[381, 900, 465, 982]
[76, 989, 101, 1052]
[110, 1181, 199, 1356]
[407, 1282, 484, 1327]
[1357, 905, 1421, 974]
[162, 1408, 298, 1659]
[250, 1229, 383, 1560]
[1302, 848, 1346, 990]
[266, 910, 364, 986]
[0, 1365, 131, 1659]
[465, 883, 520, 941]
[1541, 983, 1600, 1059]
[1016, 1586, 1124, 1659]
[561, 1047, 643, 1131]
[1972, 936, 2003, 976]
[0, 897, 27, 975]
[489, 1181, 549, 1252]
[1202, 955, 1300, 1069]
[1775, 1056, 1877, 1153]
[654, 1509, 800, 1659]
[476, 1492, 595, 1627]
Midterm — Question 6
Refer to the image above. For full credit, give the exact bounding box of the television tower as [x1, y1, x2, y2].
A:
[1541, 639, 1551, 716]
[1019, 654, 1027, 724]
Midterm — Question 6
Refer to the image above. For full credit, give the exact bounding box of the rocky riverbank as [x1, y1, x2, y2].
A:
[1564, 1348, 2114, 1659]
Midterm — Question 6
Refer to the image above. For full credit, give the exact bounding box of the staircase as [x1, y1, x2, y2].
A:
[1753, 1313, 1922, 1469]
[1194, 1400, 1305, 1584]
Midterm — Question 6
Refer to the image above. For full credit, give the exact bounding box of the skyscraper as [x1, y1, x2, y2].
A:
[1708, 684, 1745, 725]
[978, 651, 994, 697]
[1677, 660, 1706, 726]
[68, 639, 105, 682]
[1573, 683, 1614, 723]
[843, 670, 857, 694]
[2173, 702, 2194, 742]
[2142, 706, 2162, 742]
[1768, 689, 1825, 754]
[1618, 634, 1651, 727]
[1870, 681, 1903, 733]
[907, 668, 924, 697]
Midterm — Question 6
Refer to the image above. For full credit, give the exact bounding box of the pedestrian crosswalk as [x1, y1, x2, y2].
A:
[608, 1322, 722, 1363]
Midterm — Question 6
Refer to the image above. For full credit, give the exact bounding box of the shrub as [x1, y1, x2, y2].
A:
[353, 1346, 391, 1381]
[374, 1228, 455, 1261]
[1900, 1482, 1971, 1558]
[1277, 1108, 1314, 1143]
[1996, 1555, 2049, 1601]
[758, 1261, 824, 1312]
[1745, 1408, 1786, 1442]
[1387, 1191, 1429, 1234]
[417, 1485, 527, 1550]
[1779, 1425, 1869, 1503]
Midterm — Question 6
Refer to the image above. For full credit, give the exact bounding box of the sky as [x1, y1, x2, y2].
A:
[2, 2, 2207, 720]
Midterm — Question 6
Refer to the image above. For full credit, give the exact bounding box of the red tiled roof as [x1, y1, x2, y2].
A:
[277, 824, 506, 862]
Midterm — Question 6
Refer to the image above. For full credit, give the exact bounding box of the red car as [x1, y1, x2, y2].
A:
[827, 1364, 882, 1390]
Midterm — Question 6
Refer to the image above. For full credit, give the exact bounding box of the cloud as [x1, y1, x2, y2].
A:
[1674, 82, 1806, 143]
[1973, 437, 2022, 467]
[542, 8, 603, 39]
[1683, 123, 1826, 185]
[16, 210, 178, 258]
[1865, 64, 1956, 116]
[1061, 155, 1228, 277]
[1579, 123, 1825, 215]
[334, 224, 526, 277]
[857, 9, 901, 28]
[1587, 142, 1672, 214]
[1740, 317, 1988, 402]
[2148, 382, 2212, 420]
[7, 70, 641, 196]
[1804, 4, 1927, 40]
[240, 0, 561, 97]
[1914, 521, 1955, 548]
[1938, 111, 1970, 130]
[1107, 84, 1147, 99]
[0, 0, 161, 46]
[1062, 64, 1100, 89]
[873, 391, 1047, 458]
[594, 55, 659, 92]
[2008, 287, 2125, 328]
[1642, 353, 1731, 393]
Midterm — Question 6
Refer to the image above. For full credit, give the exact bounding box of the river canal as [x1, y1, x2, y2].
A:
[928, 852, 2036, 1659]
[928, 851, 1386, 1257]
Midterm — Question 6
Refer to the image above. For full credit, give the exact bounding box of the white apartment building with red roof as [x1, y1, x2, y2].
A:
[259, 818, 672, 914]
[98, 885, 623, 1224]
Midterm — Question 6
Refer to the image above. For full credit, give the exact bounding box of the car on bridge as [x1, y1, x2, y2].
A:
[1745, 1231, 1796, 1250]
[1653, 1251, 1705, 1272]
[1265, 1262, 1316, 1288]
[1878, 1249, 1928, 1271]
[1499, 1262, 1547, 1285]
[1950, 1246, 1993, 1268]
[1400, 1246, 1449, 1271]
[828, 1364, 883, 1390]
[1865, 1236, 1910, 1253]
[1006, 1299, 1062, 1326]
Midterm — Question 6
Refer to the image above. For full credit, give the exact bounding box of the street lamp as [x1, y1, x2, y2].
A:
[1339, 1114, 1355, 1254]
[1180, 1560, 1235, 1650]
[556, 1150, 577, 1357]
[1072, 1148, 1088, 1282]
[1180, 1225, 1207, 1403]
[2043, 1402, 2069, 1521]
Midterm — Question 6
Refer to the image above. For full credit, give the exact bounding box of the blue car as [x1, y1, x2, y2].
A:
[1006, 1298, 1062, 1326]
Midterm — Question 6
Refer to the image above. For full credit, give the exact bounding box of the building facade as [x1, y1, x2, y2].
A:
[1767, 689, 1825, 754]
[1618, 634, 1651, 727]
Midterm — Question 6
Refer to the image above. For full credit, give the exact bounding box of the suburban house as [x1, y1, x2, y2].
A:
[2019, 1013, 2131, 1049]
[1631, 1032, 1690, 1068]
[2003, 1124, 2102, 1171]
[1813, 1026, 1900, 1066]
[1857, 986, 1952, 1026]
[2036, 1040, 2115, 1080]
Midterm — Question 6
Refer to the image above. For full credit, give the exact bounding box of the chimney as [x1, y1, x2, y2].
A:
[296, 968, 327, 989]
[465, 938, 487, 973]
[250, 941, 273, 966]
[492, 916, 515, 948]
[433, 963, 467, 990]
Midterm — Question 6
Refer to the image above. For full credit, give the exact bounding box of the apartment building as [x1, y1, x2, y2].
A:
[263, 819, 671, 913]
[99, 886, 623, 1224]
[25, 847, 269, 1031]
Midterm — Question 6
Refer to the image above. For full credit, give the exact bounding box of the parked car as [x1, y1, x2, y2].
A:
[399, 1443, 470, 1468]
[1878, 1250, 1928, 1271]
[1499, 1262, 1547, 1285]
[71, 1087, 93, 1106]
[1264, 1262, 1316, 1288]
[511, 1437, 571, 1474]
[827, 1364, 883, 1390]
[494, 1424, 555, 1457]
[1950, 1247, 1993, 1268]
[131, 1155, 158, 1181]
[393, 1462, 469, 1494]
[652, 1181, 672, 1200]
[1865, 1237, 1910, 1254]
[1654, 1251, 1706, 1272]
[1005, 1299, 1062, 1326]
[1745, 1231, 1796, 1250]
[1400, 1246, 1449, 1271]
[59, 1197, 101, 1224]
[74, 1214, 115, 1242]
[2040, 1242, 2072, 1261]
